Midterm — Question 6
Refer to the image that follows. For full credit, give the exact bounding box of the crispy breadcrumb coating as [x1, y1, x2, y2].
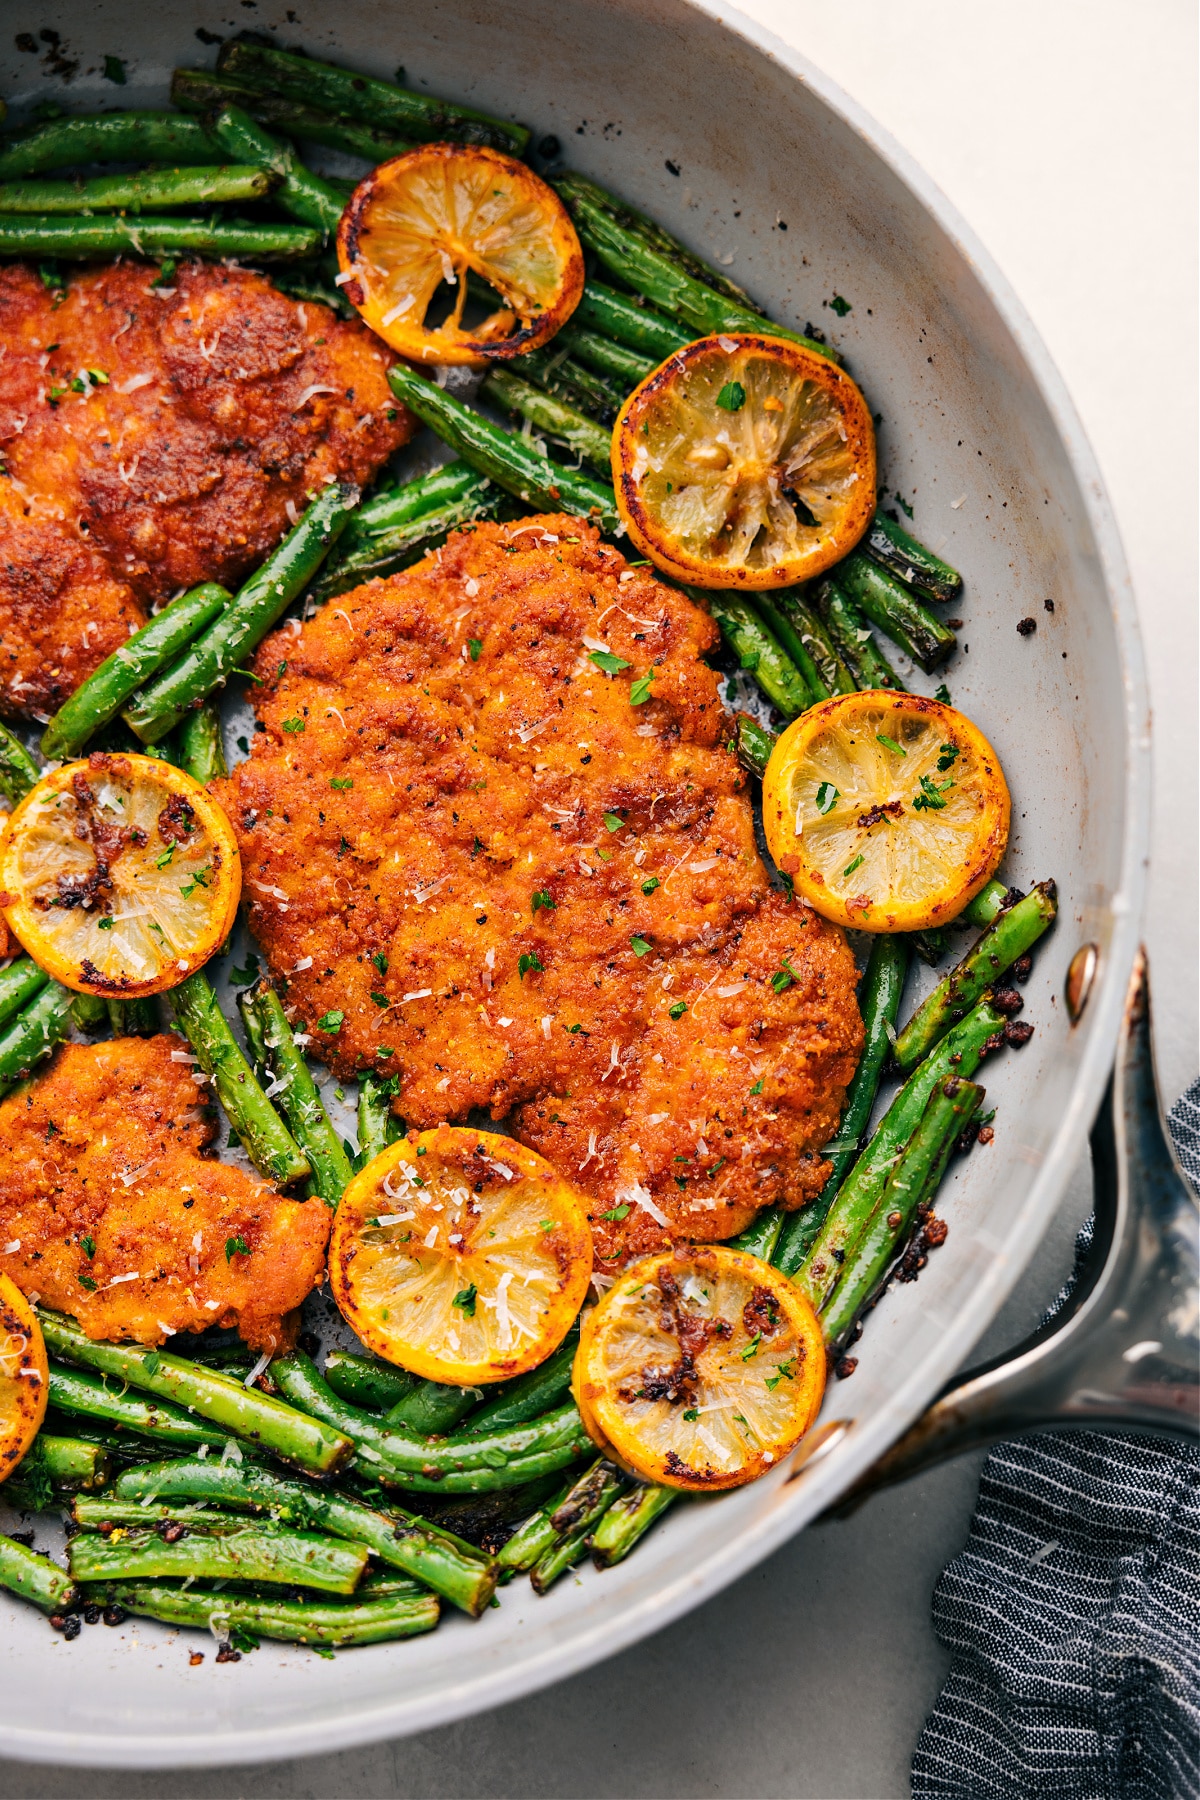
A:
[0, 1036, 330, 1349]
[225, 516, 863, 1266]
[0, 260, 414, 720]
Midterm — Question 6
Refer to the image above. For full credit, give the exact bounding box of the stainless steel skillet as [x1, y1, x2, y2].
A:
[0, 0, 1188, 1767]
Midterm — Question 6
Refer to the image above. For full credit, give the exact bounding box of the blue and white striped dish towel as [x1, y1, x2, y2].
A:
[912, 1080, 1200, 1800]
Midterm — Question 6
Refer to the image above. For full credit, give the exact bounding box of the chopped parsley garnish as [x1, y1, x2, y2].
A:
[531, 888, 555, 913]
[668, 1000, 688, 1020]
[589, 649, 630, 675]
[935, 683, 952, 704]
[143, 1351, 161, 1377]
[912, 773, 954, 812]
[740, 1333, 761, 1361]
[97, 916, 113, 931]
[630, 935, 652, 957]
[370, 991, 390, 1008]
[78, 1275, 97, 1291]
[629, 673, 654, 706]
[452, 1284, 478, 1317]
[876, 733, 906, 757]
[603, 811, 624, 833]
[707, 1158, 726, 1177]
[330, 777, 353, 790]
[371, 951, 388, 975]
[749, 1078, 764, 1096]
[893, 491, 914, 518]
[815, 781, 840, 815]
[282, 717, 305, 734]
[230, 953, 260, 986]
[682, 1407, 699, 1422]
[468, 638, 482, 661]
[600, 1203, 631, 1222]
[318, 1010, 345, 1034]
[715, 380, 746, 411]
[225, 1235, 250, 1262]
[764, 1358, 797, 1391]
[770, 956, 800, 994]
[829, 294, 852, 317]
[518, 952, 544, 979]
[842, 853, 865, 878]
[103, 54, 126, 83]
[81, 1235, 95, 1258]
[641, 876, 660, 895]
[154, 845, 175, 869]
[936, 743, 960, 772]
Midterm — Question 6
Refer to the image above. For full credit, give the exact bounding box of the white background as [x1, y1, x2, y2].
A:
[3, 3, 1195, 1796]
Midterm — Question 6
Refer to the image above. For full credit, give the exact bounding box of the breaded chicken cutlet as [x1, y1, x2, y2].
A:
[226, 516, 863, 1267]
[0, 1035, 330, 1349]
[0, 260, 415, 721]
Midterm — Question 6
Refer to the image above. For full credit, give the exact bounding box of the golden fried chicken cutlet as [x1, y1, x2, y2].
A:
[0, 260, 415, 720]
[0, 1035, 330, 1350]
[227, 516, 863, 1265]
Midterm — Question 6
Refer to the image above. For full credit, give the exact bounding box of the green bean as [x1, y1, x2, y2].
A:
[773, 592, 856, 696]
[909, 876, 1014, 969]
[496, 1478, 576, 1571]
[0, 1534, 77, 1614]
[113, 1457, 498, 1616]
[796, 998, 1006, 1311]
[728, 1208, 783, 1260]
[865, 512, 963, 605]
[69, 1525, 368, 1593]
[835, 553, 957, 673]
[811, 577, 904, 691]
[385, 1381, 480, 1438]
[208, 105, 346, 235]
[0, 958, 49, 1031]
[819, 1078, 984, 1347]
[168, 974, 309, 1186]
[459, 1329, 578, 1435]
[750, 594, 829, 703]
[530, 1459, 626, 1593]
[774, 935, 910, 1277]
[0, 981, 73, 1091]
[238, 984, 353, 1207]
[0, 166, 275, 214]
[100, 1579, 439, 1646]
[555, 174, 754, 307]
[31, 1435, 114, 1491]
[559, 186, 833, 359]
[729, 714, 777, 781]
[126, 482, 359, 743]
[0, 720, 40, 806]
[386, 363, 618, 527]
[507, 343, 626, 422]
[41, 584, 230, 762]
[0, 112, 222, 180]
[105, 996, 159, 1037]
[559, 325, 656, 386]
[175, 702, 227, 784]
[311, 479, 502, 604]
[707, 594, 812, 718]
[355, 461, 490, 539]
[39, 1309, 351, 1476]
[48, 1364, 229, 1453]
[893, 884, 1055, 1071]
[217, 36, 530, 156]
[271, 1350, 591, 1492]
[482, 367, 613, 472]
[575, 281, 691, 360]
[323, 1349, 417, 1414]
[73, 1496, 247, 1533]
[355, 1071, 402, 1169]
[590, 1483, 678, 1567]
[171, 68, 415, 165]
[0, 215, 321, 262]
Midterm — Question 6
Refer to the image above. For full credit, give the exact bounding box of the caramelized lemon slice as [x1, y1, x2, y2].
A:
[0, 1277, 47, 1486]
[330, 1125, 593, 1385]
[612, 332, 875, 588]
[573, 1245, 825, 1490]
[338, 143, 584, 365]
[0, 754, 240, 997]
[762, 691, 1010, 932]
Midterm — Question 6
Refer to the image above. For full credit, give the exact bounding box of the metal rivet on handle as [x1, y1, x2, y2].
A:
[1066, 943, 1099, 1023]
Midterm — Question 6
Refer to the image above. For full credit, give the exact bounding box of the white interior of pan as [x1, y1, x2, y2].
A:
[0, 0, 1147, 1766]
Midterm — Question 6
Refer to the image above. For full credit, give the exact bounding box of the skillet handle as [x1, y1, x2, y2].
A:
[829, 949, 1200, 1513]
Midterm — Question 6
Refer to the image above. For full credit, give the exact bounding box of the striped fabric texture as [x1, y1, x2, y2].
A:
[912, 1080, 1200, 1800]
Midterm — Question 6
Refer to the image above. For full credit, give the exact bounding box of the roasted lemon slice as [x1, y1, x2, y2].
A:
[330, 1125, 593, 1385]
[762, 690, 1010, 932]
[573, 1245, 825, 1490]
[0, 754, 240, 997]
[611, 333, 875, 588]
[338, 143, 584, 366]
[0, 1276, 48, 1486]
